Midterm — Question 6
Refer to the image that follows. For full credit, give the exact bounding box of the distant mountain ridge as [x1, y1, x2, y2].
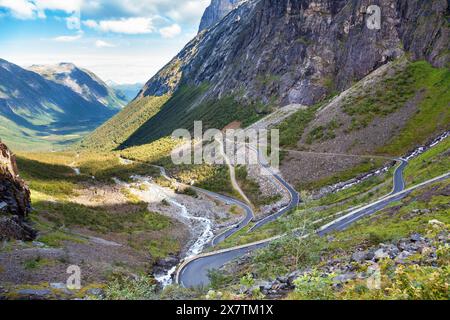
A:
[29, 63, 126, 111]
[106, 81, 144, 102]
[0, 59, 124, 150]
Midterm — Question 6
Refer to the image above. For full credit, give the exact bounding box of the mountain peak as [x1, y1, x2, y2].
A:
[30, 62, 78, 75]
[28, 63, 126, 110]
[198, 0, 245, 32]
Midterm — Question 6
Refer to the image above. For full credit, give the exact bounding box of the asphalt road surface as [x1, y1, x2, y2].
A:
[193, 187, 254, 247]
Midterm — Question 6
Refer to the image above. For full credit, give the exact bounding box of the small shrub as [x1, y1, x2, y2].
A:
[104, 275, 158, 300]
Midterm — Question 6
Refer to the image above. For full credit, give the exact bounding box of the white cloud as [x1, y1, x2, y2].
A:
[159, 24, 181, 39]
[52, 34, 82, 42]
[83, 17, 155, 34]
[34, 0, 82, 14]
[95, 40, 115, 48]
[66, 15, 81, 30]
[80, 0, 210, 25]
[167, 1, 209, 25]
[0, 0, 83, 19]
[0, 0, 37, 19]
[83, 19, 98, 28]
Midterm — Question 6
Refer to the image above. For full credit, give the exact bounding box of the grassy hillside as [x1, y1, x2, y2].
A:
[83, 84, 266, 151]
[79, 95, 170, 151]
[121, 85, 266, 148]
[212, 135, 450, 251]
[14, 150, 184, 264]
[377, 61, 450, 155]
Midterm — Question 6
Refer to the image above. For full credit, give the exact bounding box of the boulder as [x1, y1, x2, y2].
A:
[86, 288, 105, 298]
[287, 270, 302, 287]
[0, 216, 35, 241]
[17, 289, 52, 299]
[374, 249, 389, 261]
[394, 250, 412, 264]
[333, 273, 356, 283]
[352, 251, 368, 263]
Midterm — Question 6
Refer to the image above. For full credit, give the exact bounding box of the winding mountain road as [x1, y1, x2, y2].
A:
[210, 141, 299, 244]
[249, 169, 300, 231]
[192, 187, 254, 247]
[177, 157, 449, 288]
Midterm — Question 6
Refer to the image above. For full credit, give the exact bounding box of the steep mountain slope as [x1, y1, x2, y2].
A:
[0, 59, 123, 151]
[139, 0, 448, 104]
[278, 58, 450, 190]
[84, 0, 448, 151]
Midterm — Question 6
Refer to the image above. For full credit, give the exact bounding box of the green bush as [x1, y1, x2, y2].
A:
[292, 269, 336, 300]
[104, 275, 158, 300]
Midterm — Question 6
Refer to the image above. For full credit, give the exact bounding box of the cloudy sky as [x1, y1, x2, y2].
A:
[0, 0, 210, 84]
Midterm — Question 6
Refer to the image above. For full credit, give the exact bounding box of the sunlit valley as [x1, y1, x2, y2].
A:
[0, 0, 449, 302]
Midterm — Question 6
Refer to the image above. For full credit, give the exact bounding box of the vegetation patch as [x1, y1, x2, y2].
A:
[404, 136, 450, 185]
[147, 238, 180, 260]
[80, 95, 171, 151]
[276, 105, 319, 148]
[16, 155, 81, 199]
[375, 61, 450, 155]
[341, 62, 419, 131]
[34, 200, 171, 234]
[121, 85, 265, 148]
[38, 230, 87, 247]
[23, 256, 55, 270]
[306, 119, 342, 144]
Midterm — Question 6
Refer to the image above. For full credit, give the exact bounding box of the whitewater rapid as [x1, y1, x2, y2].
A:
[114, 170, 214, 287]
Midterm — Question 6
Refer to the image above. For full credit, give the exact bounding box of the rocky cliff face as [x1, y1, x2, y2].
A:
[198, 0, 244, 32]
[0, 142, 35, 241]
[140, 0, 449, 106]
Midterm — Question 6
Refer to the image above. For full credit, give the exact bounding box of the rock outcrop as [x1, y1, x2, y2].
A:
[0, 141, 35, 241]
[235, 221, 449, 298]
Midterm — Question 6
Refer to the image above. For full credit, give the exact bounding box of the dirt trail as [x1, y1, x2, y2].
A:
[215, 138, 253, 207]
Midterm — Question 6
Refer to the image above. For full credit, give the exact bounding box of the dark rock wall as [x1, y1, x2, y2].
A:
[0, 142, 35, 240]
[140, 0, 449, 107]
